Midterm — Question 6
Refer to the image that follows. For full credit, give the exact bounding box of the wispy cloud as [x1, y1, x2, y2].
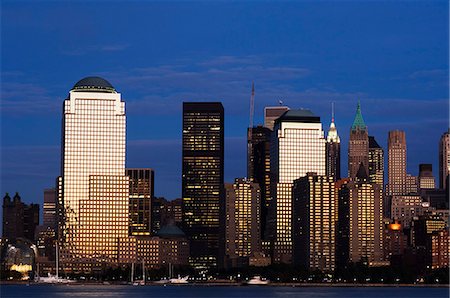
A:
[61, 44, 130, 56]
[409, 68, 448, 79]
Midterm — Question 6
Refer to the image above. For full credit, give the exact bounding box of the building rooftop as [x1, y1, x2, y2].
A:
[156, 223, 186, 238]
[369, 136, 381, 148]
[351, 101, 367, 131]
[276, 109, 320, 124]
[71, 76, 116, 93]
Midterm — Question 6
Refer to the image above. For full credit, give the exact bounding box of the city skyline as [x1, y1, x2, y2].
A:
[1, 1, 448, 207]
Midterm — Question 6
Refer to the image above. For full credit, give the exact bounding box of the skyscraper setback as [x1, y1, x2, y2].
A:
[348, 102, 369, 179]
[271, 109, 326, 263]
[60, 77, 129, 271]
[182, 102, 224, 270]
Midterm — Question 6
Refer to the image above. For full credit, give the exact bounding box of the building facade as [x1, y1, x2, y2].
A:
[182, 102, 224, 270]
[368, 136, 384, 186]
[418, 164, 436, 190]
[387, 130, 407, 196]
[43, 188, 57, 230]
[271, 109, 326, 263]
[224, 179, 261, 267]
[439, 130, 450, 190]
[391, 195, 431, 229]
[264, 106, 289, 131]
[127, 168, 154, 236]
[292, 173, 337, 272]
[348, 102, 369, 179]
[247, 125, 272, 240]
[2, 193, 39, 242]
[60, 77, 129, 271]
[347, 165, 384, 264]
[326, 114, 341, 181]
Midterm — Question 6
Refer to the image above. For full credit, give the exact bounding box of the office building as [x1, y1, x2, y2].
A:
[271, 109, 326, 263]
[224, 178, 261, 268]
[387, 130, 407, 196]
[391, 195, 431, 228]
[368, 136, 384, 186]
[439, 130, 450, 190]
[2, 193, 39, 242]
[336, 178, 351, 270]
[127, 168, 154, 236]
[348, 102, 369, 179]
[292, 173, 337, 272]
[347, 165, 384, 264]
[326, 108, 341, 181]
[60, 77, 129, 270]
[247, 125, 272, 239]
[384, 222, 407, 261]
[43, 188, 57, 230]
[264, 106, 289, 131]
[182, 102, 224, 270]
[418, 164, 435, 189]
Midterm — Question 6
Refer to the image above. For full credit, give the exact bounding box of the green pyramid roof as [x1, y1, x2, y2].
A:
[351, 101, 367, 131]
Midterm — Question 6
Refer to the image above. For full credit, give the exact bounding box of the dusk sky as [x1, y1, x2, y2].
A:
[1, 1, 448, 209]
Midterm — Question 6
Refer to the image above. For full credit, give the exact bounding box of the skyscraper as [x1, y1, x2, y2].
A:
[368, 136, 384, 186]
[182, 102, 224, 270]
[346, 165, 384, 264]
[418, 164, 435, 189]
[348, 102, 369, 179]
[271, 109, 326, 263]
[247, 125, 271, 239]
[2, 192, 39, 242]
[224, 178, 261, 268]
[387, 130, 407, 196]
[43, 188, 57, 230]
[439, 130, 449, 190]
[60, 77, 129, 270]
[264, 106, 290, 131]
[292, 173, 336, 272]
[326, 105, 341, 181]
[127, 168, 154, 236]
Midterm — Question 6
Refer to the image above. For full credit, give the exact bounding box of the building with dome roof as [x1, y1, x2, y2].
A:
[59, 76, 128, 272]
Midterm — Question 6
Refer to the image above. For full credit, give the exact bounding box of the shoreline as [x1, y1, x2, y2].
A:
[1, 281, 448, 288]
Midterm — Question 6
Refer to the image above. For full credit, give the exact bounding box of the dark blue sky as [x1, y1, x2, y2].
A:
[1, 1, 448, 208]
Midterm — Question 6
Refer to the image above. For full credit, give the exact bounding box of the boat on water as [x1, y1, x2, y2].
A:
[35, 243, 75, 284]
[247, 276, 270, 285]
[169, 275, 189, 284]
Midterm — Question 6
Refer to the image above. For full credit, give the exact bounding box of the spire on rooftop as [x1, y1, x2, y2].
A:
[351, 101, 367, 131]
[327, 102, 340, 143]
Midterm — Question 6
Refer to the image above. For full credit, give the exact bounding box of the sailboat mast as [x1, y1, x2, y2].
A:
[131, 262, 134, 283]
[142, 259, 145, 285]
[56, 242, 59, 278]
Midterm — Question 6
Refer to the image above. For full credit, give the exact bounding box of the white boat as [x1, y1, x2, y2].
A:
[247, 276, 269, 285]
[35, 243, 75, 284]
[169, 275, 189, 284]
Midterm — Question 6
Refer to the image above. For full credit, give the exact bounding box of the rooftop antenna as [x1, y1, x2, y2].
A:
[332, 101, 335, 123]
[249, 81, 255, 128]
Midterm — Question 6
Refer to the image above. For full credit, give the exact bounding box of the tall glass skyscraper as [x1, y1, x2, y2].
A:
[60, 77, 129, 271]
[271, 109, 326, 263]
[182, 102, 224, 271]
[387, 130, 407, 196]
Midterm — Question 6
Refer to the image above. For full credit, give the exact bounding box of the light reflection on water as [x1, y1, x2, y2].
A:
[1, 285, 448, 298]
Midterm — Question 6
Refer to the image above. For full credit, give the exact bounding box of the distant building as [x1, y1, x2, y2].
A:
[346, 165, 384, 264]
[271, 109, 326, 264]
[391, 195, 431, 228]
[418, 164, 436, 189]
[326, 109, 341, 181]
[420, 188, 449, 210]
[127, 168, 154, 236]
[264, 106, 289, 131]
[406, 174, 419, 194]
[165, 198, 183, 227]
[348, 102, 369, 179]
[224, 179, 261, 268]
[182, 102, 224, 270]
[383, 222, 407, 261]
[292, 173, 336, 272]
[387, 130, 407, 196]
[118, 223, 189, 269]
[336, 178, 351, 270]
[368, 136, 384, 186]
[247, 126, 272, 241]
[43, 188, 57, 230]
[2, 193, 39, 242]
[439, 130, 450, 190]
